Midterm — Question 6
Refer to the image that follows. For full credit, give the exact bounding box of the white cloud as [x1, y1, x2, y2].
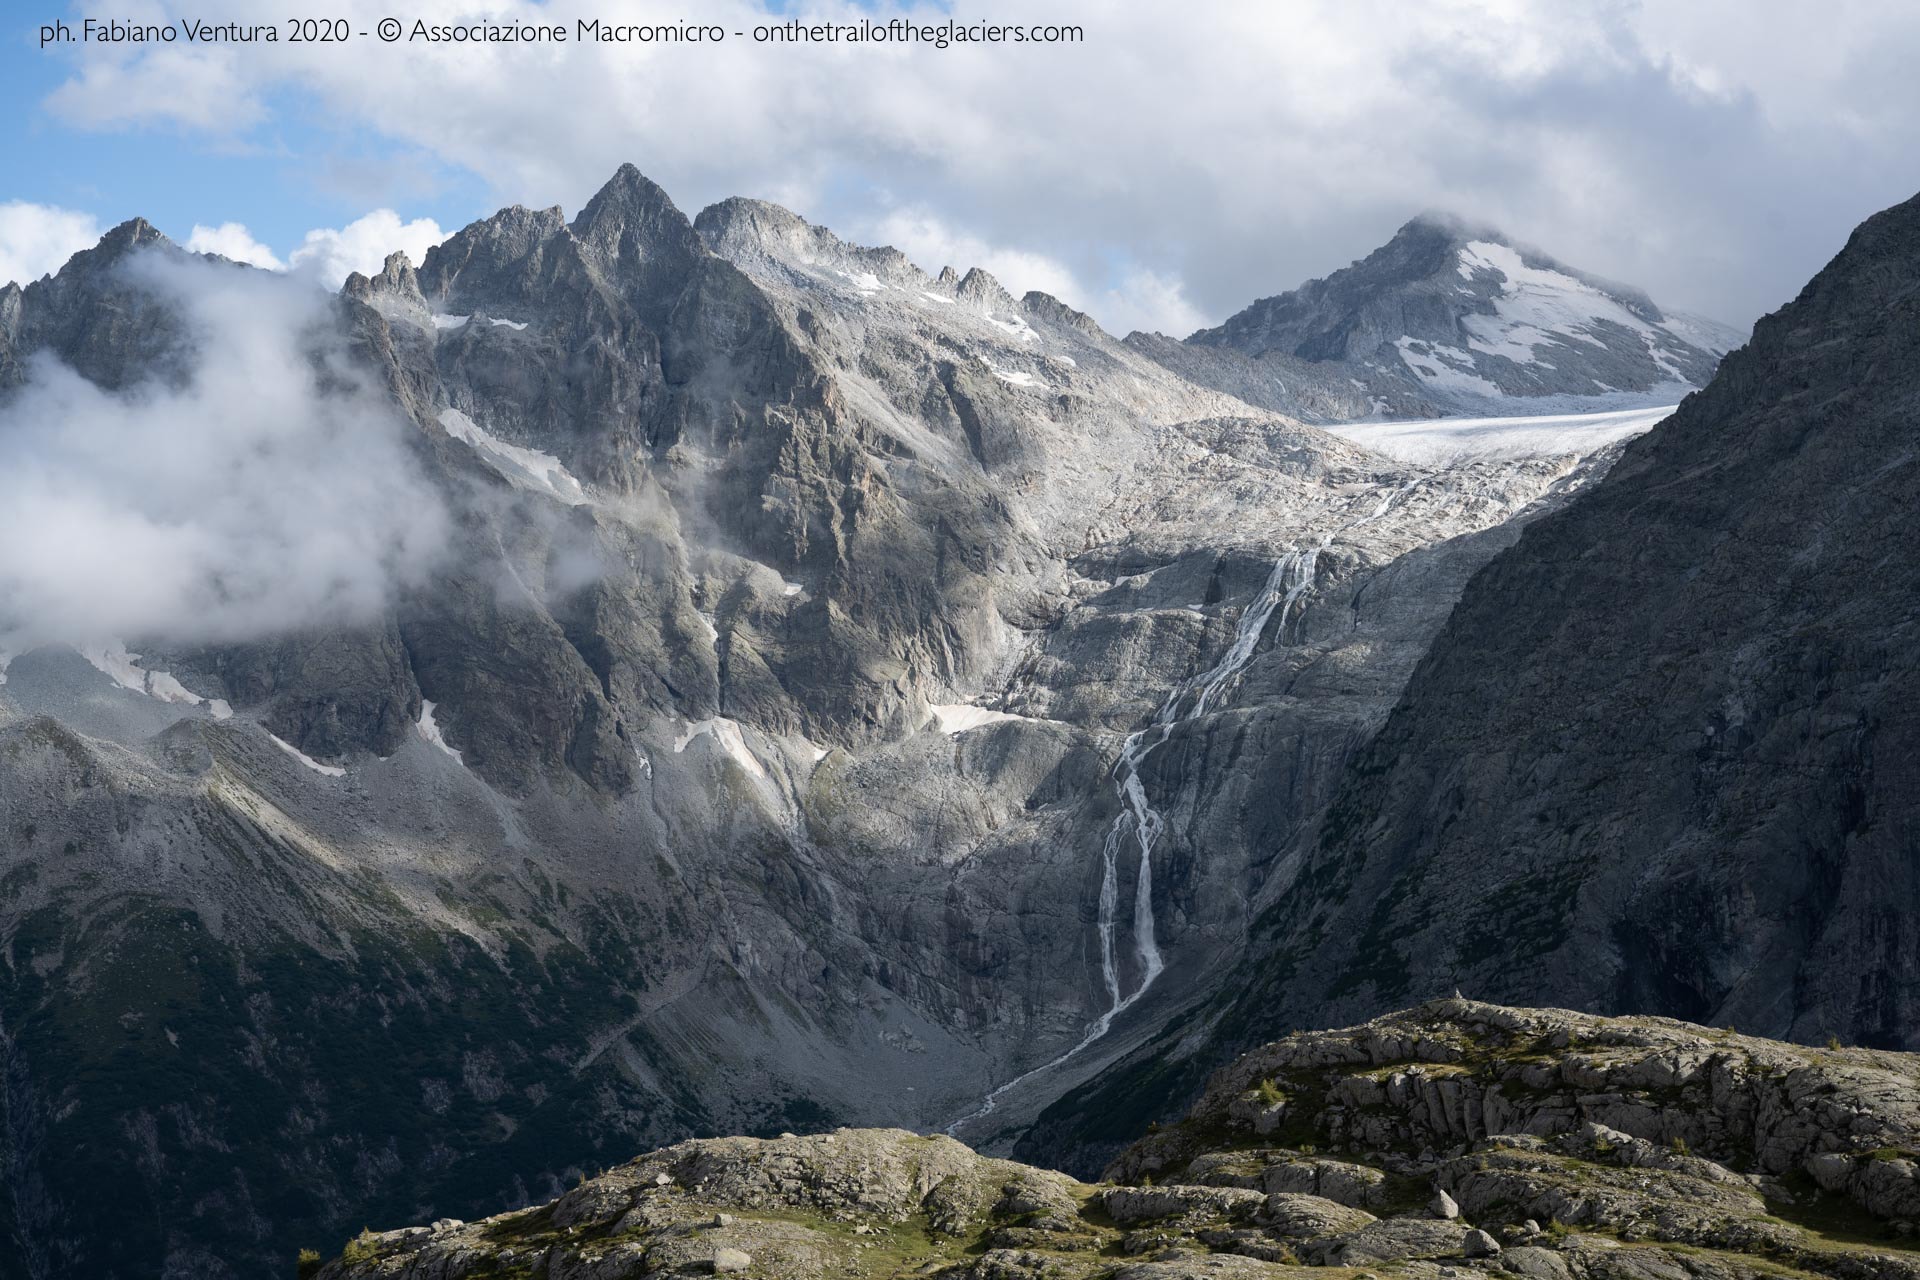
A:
[859, 209, 1207, 336]
[0, 253, 449, 650]
[0, 201, 103, 289]
[46, 43, 264, 134]
[186, 221, 286, 271]
[1096, 270, 1209, 341]
[288, 210, 450, 288]
[31, 0, 1920, 329]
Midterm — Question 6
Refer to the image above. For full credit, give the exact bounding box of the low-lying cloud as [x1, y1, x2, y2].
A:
[0, 252, 449, 651]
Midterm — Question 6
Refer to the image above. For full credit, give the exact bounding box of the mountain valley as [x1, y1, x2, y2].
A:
[7, 166, 1913, 1280]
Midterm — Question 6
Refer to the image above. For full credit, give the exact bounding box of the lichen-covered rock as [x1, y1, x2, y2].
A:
[1100, 1184, 1266, 1225]
[1255, 1192, 1376, 1238]
[1113, 999, 1920, 1233]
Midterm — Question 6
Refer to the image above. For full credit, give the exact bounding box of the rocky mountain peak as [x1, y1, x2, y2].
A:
[54, 216, 174, 282]
[342, 250, 430, 324]
[1174, 185, 1920, 1081]
[567, 161, 706, 277]
[694, 195, 921, 291]
[371, 249, 421, 296]
[1019, 289, 1103, 335]
[1179, 208, 1737, 412]
[955, 265, 1013, 310]
[414, 203, 574, 310]
[693, 195, 816, 258]
[432, 203, 567, 263]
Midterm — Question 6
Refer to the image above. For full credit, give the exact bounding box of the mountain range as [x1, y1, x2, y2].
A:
[6, 166, 1913, 1279]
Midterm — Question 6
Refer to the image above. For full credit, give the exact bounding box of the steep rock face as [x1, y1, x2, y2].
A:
[1021, 190, 1920, 1176]
[1182, 213, 1742, 414]
[320, 1003, 1920, 1280]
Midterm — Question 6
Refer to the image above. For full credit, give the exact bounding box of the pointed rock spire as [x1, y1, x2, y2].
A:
[569, 163, 704, 272]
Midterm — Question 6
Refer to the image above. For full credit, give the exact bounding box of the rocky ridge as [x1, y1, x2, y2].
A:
[317, 1001, 1920, 1280]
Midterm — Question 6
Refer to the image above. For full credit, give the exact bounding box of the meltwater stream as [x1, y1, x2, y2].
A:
[945, 482, 1417, 1138]
[946, 545, 1326, 1136]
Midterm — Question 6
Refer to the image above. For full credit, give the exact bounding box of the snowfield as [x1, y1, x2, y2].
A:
[927, 704, 1027, 734]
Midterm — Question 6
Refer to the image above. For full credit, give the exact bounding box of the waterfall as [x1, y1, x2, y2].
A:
[946, 546, 1322, 1134]
[945, 476, 1416, 1136]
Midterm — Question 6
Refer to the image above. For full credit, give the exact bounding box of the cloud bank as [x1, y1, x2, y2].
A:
[287, 210, 451, 288]
[0, 201, 103, 289]
[30, 0, 1920, 333]
[0, 253, 449, 650]
[178, 211, 450, 287]
[187, 222, 286, 271]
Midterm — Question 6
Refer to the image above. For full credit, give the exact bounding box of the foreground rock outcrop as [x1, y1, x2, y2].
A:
[319, 1001, 1920, 1279]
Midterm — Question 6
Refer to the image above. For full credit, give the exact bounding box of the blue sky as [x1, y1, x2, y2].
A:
[5, 1, 1920, 333]
[0, 0, 915, 259]
[4, 22, 490, 252]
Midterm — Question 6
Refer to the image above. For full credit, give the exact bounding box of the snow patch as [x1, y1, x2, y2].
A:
[80, 640, 147, 693]
[672, 717, 768, 779]
[983, 357, 1043, 388]
[987, 315, 1039, 343]
[438, 407, 586, 505]
[837, 269, 883, 294]
[270, 733, 346, 778]
[417, 700, 464, 764]
[487, 317, 529, 331]
[782, 580, 805, 597]
[144, 670, 206, 706]
[919, 290, 952, 306]
[1394, 337, 1507, 400]
[431, 313, 470, 330]
[78, 641, 226, 715]
[927, 703, 1027, 734]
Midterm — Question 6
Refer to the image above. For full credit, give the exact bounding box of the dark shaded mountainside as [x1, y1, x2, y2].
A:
[325, 1001, 1920, 1280]
[1023, 191, 1920, 1175]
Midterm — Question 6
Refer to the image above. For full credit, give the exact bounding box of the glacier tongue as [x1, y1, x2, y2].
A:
[1329, 404, 1674, 465]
